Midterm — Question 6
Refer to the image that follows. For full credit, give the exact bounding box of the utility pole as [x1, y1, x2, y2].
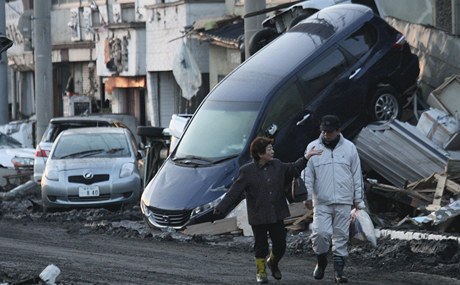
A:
[244, 0, 265, 59]
[34, 0, 53, 142]
[0, 0, 9, 125]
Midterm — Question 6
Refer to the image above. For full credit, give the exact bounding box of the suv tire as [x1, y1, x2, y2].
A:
[369, 85, 401, 121]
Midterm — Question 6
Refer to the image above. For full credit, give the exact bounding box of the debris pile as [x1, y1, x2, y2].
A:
[356, 75, 460, 232]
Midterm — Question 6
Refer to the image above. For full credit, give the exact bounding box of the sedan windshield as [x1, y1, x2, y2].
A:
[174, 100, 260, 160]
[0, 132, 24, 148]
[52, 133, 131, 159]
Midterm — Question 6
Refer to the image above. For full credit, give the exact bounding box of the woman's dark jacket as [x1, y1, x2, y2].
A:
[215, 156, 308, 225]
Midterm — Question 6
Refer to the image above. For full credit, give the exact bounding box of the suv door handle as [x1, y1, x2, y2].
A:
[349, 68, 362, 79]
[296, 114, 310, 126]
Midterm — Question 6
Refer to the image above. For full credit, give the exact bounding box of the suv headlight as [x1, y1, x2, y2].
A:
[191, 192, 226, 217]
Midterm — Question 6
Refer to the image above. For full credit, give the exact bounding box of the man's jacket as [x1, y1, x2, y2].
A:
[303, 134, 363, 206]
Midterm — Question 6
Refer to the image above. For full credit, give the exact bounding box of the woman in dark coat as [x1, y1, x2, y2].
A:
[214, 136, 322, 283]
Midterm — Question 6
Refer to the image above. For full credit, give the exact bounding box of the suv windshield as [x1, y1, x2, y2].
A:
[174, 100, 260, 160]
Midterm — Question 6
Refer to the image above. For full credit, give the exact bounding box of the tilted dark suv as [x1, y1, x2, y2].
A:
[141, 4, 420, 229]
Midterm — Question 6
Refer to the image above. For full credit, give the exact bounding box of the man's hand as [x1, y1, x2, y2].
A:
[354, 200, 365, 210]
[305, 146, 323, 160]
[303, 200, 313, 210]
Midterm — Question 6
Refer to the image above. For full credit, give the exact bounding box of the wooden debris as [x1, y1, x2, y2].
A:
[183, 202, 311, 236]
[434, 173, 460, 194]
[406, 173, 436, 190]
[292, 209, 313, 225]
[183, 217, 239, 235]
[426, 174, 447, 211]
[369, 170, 460, 230]
[369, 182, 430, 208]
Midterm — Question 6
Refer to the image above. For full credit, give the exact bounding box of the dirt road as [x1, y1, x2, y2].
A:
[1, 192, 460, 284]
[0, 219, 458, 285]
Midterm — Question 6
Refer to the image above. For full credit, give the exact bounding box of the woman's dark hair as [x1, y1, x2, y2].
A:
[250, 136, 273, 161]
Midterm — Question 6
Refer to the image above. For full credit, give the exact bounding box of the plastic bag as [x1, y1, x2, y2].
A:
[350, 208, 377, 247]
[172, 41, 202, 100]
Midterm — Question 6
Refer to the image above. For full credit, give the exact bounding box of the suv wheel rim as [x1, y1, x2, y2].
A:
[374, 93, 399, 121]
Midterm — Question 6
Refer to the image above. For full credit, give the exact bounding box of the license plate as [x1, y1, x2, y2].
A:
[78, 185, 100, 197]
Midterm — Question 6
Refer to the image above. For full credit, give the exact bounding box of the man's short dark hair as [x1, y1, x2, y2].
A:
[250, 136, 273, 161]
[320, 115, 341, 132]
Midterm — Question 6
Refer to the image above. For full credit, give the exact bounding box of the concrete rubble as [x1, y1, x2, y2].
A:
[0, 264, 60, 285]
[355, 74, 460, 233]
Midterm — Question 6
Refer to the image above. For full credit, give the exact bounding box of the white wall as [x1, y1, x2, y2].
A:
[146, 2, 226, 72]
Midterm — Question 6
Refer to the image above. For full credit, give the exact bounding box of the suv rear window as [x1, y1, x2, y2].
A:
[339, 22, 377, 60]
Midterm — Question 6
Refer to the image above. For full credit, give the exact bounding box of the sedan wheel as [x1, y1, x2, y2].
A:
[370, 86, 401, 121]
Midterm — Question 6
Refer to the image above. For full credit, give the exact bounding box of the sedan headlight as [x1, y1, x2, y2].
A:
[44, 166, 59, 181]
[11, 157, 34, 168]
[119, 163, 135, 178]
[191, 192, 226, 217]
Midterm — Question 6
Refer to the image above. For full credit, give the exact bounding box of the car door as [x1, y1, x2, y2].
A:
[297, 22, 377, 135]
[258, 78, 319, 162]
[296, 46, 351, 131]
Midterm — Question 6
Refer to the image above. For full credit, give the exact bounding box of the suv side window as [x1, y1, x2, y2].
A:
[260, 79, 304, 134]
[297, 48, 347, 101]
[339, 22, 377, 61]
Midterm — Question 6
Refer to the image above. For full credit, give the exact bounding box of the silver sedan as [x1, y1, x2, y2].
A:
[41, 127, 143, 211]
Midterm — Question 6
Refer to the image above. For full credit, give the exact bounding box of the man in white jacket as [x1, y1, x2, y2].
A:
[302, 115, 365, 283]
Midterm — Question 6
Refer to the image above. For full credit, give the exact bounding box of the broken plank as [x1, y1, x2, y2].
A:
[434, 173, 460, 194]
[427, 174, 447, 211]
[406, 173, 436, 190]
[293, 209, 313, 225]
[369, 184, 428, 208]
[286, 223, 307, 231]
[288, 202, 309, 218]
[183, 217, 239, 235]
[372, 183, 432, 202]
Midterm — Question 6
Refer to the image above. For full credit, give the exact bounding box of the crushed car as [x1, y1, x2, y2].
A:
[0, 132, 35, 191]
[247, 0, 381, 55]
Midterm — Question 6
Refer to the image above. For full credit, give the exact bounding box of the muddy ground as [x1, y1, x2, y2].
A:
[0, 188, 460, 285]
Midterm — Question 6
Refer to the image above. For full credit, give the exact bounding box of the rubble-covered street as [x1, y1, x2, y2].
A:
[1, 189, 459, 285]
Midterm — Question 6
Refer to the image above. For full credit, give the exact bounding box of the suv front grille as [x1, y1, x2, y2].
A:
[68, 174, 110, 185]
[148, 207, 192, 228]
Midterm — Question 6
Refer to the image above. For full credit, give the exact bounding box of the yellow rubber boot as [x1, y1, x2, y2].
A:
[266, 252, 282, 280]
[255, 258, 268, 283]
